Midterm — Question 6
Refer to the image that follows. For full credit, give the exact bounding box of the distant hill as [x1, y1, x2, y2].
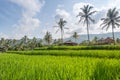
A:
[65, 32, 120, 43]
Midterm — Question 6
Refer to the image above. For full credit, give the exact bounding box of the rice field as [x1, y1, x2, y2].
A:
[0, 46, 120, 80]
[9, 50, 120, 59]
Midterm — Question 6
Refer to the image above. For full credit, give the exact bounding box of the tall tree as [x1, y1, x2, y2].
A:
[77, 5, 96, 45]
[72, 32, 79, 43]
[92, 36, 98, 44]
[54, 18, 68, 43]
[44, 31, 52, 45]
[101, 8, 120, 45]
[0, 38, 5, 46]
[21, 35, 29, 44]
[31, 37, 37, 50]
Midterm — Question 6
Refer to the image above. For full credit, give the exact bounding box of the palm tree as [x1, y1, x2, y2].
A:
[31, 37, 37, 49]
[0, 38, 5, 46]
[22, 35, 29, 44]
[54, 18, 68, 43]
[72, 32, 79, 43]
[44, 31, 52, 45]
[101, 8, 120, 45]
[77, 5, 96, 45]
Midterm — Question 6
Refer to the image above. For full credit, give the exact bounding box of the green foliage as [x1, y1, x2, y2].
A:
[101, 8, 120, 45]
[35, 45, 120, 50]
[77, 5, 96, 44]
[0, 54, 120, 80]
[44, 31, 52, 45]
[72, 32, 79, 42]
[8, 50, 120, 59]
[54, 18, 68, 43]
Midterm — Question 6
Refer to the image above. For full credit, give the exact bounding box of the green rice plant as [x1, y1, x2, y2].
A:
[0, 54, 120, 80]
[8, 50, 120, 59]
[35, 45, 120, 50]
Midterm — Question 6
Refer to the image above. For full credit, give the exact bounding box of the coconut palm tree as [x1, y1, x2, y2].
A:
[54, 18, 68, 43]
[22, 35, 29, 44]
[44, 31, 52, 45]
[101, 8, 120, 45]
[77, 5, 96, 45]
[31, 37, 37, 50]
[0, 38, 5, 46]
[72, 32, 79, 43]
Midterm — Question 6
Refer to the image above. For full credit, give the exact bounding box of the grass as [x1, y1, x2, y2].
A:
[35, 45, 120, 50]
[8, 50, 120, 59]
[0, 54, 120, 80]
[1, 45, 120, 80]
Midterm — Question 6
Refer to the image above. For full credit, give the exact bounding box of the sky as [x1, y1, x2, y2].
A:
[0, 0, 120, 39]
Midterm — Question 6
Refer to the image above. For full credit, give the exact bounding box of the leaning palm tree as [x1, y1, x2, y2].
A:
[77, 5, 96, 45]
[101, 8, 120, 45]
[54, 18, 68, 43]
[72, 32, 79, 43]
[44, 31, 52, 45]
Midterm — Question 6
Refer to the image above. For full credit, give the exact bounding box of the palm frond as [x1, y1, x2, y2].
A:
[88, 11, 97, 16]
[83, 19, 87, 26]
[88, 6, 93, 13]
[116, 19, 120, 22]
[115, 16, 120, 20]
[105, 26, 109, 31]
[112, 8, 116, 15]
[63, 20, 67, 24]
[107, 9, 112, 17]
[101, 23, 109, 30]
[78, 17, 84, 23]
[76, 12, 84, 17]
[113, 11, 119, 17]
[64, 27, 69, 29]
[55, 29, 60, 33]
[53, 26, 59, 28]
[80, 7, 85, 13]
[88, 17, 95, 23]
[106, 23, 111, 31]
[115, 22, 120, 27]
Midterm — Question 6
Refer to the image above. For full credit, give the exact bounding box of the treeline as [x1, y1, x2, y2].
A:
[0, 36, 43, 51]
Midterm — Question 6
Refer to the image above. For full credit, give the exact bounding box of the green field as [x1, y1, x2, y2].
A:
[0, 46, 120, 80]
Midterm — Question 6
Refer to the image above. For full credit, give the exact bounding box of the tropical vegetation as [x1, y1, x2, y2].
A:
[0, 4, 120, 80]
[54, 18, 68, 43]
[101, 8, 120, 45]
[77, 4, 96, 44]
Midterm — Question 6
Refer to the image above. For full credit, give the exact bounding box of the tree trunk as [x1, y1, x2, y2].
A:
[61, 30, 63, 43]
[86, 20, 90, 45]
[48, 40, 50, 46]
[75, 38, 77, 43]
[112, 23, 115, 45]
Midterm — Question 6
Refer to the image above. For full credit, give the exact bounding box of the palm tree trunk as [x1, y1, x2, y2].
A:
[86, 20, 90, 45]
[61, 30, 63, 43]
[48, 41, 49, 45]
[75, 38, 77, 43]
[112, 23, 115, 45]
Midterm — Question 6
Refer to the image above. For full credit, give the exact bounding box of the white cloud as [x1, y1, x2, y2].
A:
[53, 2, 120, 39]
[72, 2, 120, 35]
[108, 0, 120, 8]
[0, 33, 9, 39]
[52, 8, 72, 39]
[55, 8, 71, 20]
[10, 0, 45, 39]
[9, 0, 120, 39]
[73, 2, 96, 15]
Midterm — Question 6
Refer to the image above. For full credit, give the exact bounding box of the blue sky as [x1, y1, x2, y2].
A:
[0, 0, 120, 39]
